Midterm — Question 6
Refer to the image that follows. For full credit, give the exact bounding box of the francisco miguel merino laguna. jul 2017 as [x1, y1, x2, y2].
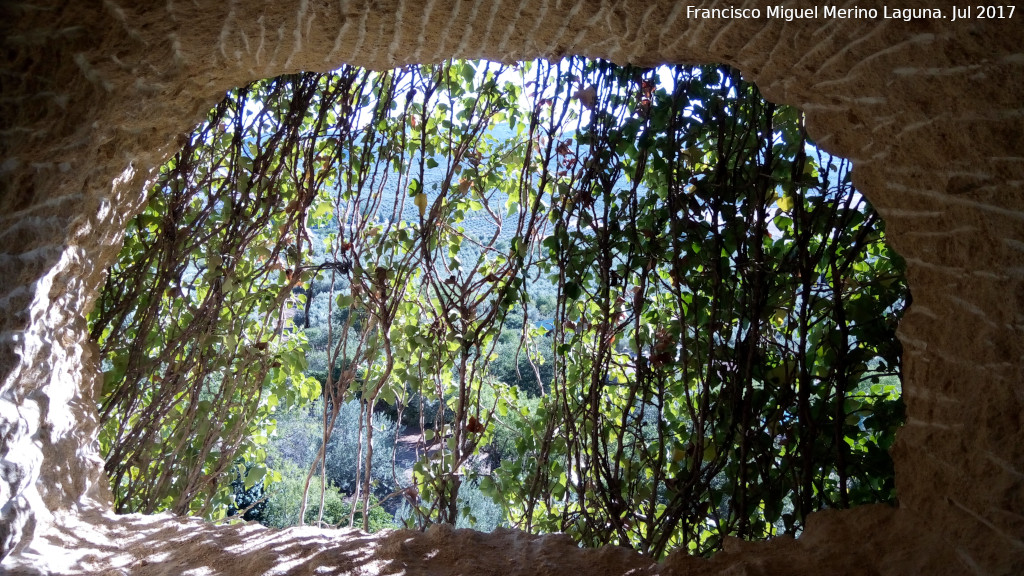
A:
[683, 5, 1011, 22]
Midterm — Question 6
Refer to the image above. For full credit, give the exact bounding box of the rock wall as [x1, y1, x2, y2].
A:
[1, 1, 1022, 573]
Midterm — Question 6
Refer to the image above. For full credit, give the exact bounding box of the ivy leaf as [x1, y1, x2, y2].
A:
[777, 195, 795, 213]
[574, 86, 597, 110]
[414, 192, 428, 219]
[244, 466, 265, 490]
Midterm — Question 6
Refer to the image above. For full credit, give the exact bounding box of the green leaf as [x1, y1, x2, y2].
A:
[565, 281, 582, 300]
[244, 466, 265, 490]
[777, 195, 794, 212]
[311, 201, 332, 220]
[461, 63, 476, 85]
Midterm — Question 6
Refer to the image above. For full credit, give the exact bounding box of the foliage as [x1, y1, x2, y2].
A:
[321, 400, 399, 497]
[396, 477, 506, 532]
[280, 60, 548, 528]
[264, 400, 398, 522]
[262, 460, 394, 531]
[483, 61, 906, 556]
[88, 73, 332, 515]
[95, 57, 907, 558]
[227, 462, 269, 522]
[488, 315, 553, 397]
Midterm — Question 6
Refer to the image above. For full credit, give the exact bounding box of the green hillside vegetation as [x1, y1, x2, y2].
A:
[90, 58, 906, 557]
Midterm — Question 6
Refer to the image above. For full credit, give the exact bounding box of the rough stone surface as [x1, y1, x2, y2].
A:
[1, 1, 1022, 574]
[0, 505, 964, 575]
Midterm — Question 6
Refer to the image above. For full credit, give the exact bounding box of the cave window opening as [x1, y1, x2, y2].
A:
[88, 57, 907, 558]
